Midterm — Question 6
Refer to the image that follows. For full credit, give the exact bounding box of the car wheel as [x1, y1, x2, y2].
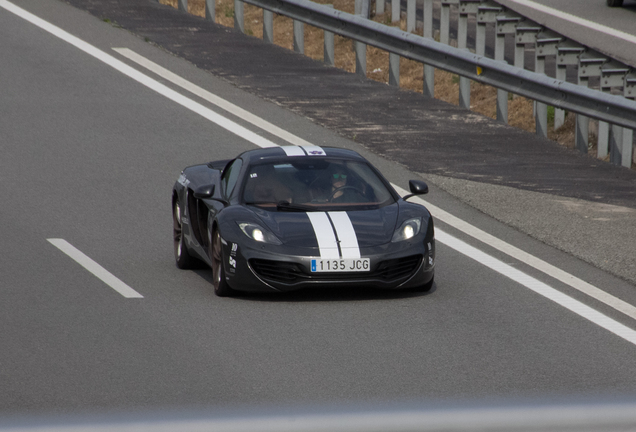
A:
[607, 0, 623, 6]
[173, 200, 196, 269]
[211, 229, 235, 297]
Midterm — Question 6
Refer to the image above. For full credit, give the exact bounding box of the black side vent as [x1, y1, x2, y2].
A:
[250, 259, 305, 282]
[376, 255, 422, 280]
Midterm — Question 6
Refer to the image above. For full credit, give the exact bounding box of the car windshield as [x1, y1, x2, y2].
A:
[242, 158, 396, 211]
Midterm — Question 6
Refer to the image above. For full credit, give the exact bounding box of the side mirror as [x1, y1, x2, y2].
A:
[409, 180, 429, 195]
[193, 184, 215, 199]
[402, 180, 428, 201]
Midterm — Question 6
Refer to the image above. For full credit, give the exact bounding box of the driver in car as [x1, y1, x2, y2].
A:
[311, 165, 366, 203]
[330, 169, 348, 201]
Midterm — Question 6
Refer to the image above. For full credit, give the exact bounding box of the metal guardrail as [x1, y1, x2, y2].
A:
[246, 0, 636, 124]
[174, 0, 636, 168]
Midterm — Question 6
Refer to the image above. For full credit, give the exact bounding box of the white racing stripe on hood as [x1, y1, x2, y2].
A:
[328, 212, 361, 259]
[307, 212, 339, 258]
[307, 212, 361, 259]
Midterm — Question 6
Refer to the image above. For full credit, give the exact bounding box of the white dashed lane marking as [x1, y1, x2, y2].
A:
[48, 239, 143, 299]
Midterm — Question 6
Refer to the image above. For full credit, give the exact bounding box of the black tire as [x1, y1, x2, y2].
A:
[607, 0, 623, 6]
[173, 199, 196, 269]
[211, 229, 235, 297]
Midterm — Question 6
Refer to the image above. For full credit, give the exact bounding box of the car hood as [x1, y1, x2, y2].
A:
[251, 204, 399, 249]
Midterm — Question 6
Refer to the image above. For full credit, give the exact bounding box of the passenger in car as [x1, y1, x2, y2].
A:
[244, 165, 293, 204]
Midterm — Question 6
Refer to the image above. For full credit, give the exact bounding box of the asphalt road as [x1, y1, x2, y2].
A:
[2, 0, 636, 424]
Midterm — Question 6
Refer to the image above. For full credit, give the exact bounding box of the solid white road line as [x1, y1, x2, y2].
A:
[8, 2, 636, 342]
[115, 47, 636, 323]
[436, 230, 636, 346]
[0, 0, 278, 150]
[508, 0, 636, 45]
[48, 239, 143, 299]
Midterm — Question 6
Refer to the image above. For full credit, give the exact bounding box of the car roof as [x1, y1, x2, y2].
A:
[238, 146, 366, 164]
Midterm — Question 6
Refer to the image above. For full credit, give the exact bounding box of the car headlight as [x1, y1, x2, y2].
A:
[237, 222, 282, 245]
[391, 217, 422, 242]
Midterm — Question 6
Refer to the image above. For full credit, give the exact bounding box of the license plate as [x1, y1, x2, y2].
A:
[311, 258, 370, 272]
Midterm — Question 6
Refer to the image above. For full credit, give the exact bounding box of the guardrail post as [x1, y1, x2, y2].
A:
[407, 0, 416, 33]
[494, 13, 521, 123]
[514, 20, 541, 71]
[391, 0, 400, 23]
[293, 20, 304, 53]
[625, 73, 636, 167]
[389, 52, 400, 86]
[324, 5, 334, 66]
[422, 0, 434, 97]
[608, 123, 633, 167]
[423, 0, 433, 39]
[234, 0, 244, 33]
[178, 0, 188, 13]
[621, 128, 634, 167]
[555, 41, 585, 129]
[440, 0, 457, 45]
[475, 1, 504, 56]
[458, 1, 480, 49]
[458, 49, 470, 109]
[576, 50, 605, 153]
[609, 125, 624, 165]
[476, 2, 502, 56]
[423, 64, 434, 97]
[355, 40, 366, 76]
[205, 0, 215, 21]
[457, 1, 480, 109]
[263, 9, 274, 42]
[600, 61, 630, 164]
[355, 0, 368, 77]
[534, 31, 561, 138]
[376, 0, 385, 15]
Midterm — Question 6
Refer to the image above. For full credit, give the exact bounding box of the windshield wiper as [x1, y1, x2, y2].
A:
[244, 201, 276, 206]
[276, 201, 319, 212]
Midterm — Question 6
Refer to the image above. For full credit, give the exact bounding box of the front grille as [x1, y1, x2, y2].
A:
[250, 255, 422, 284]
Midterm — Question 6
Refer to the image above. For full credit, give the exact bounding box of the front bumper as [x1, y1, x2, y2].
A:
[221, 235, 435, 293]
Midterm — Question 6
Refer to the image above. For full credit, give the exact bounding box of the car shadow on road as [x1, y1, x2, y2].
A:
[192, 268, 436, 302]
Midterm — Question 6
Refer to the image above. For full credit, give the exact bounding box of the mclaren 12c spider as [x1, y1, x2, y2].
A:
[172, 146, 435, 296]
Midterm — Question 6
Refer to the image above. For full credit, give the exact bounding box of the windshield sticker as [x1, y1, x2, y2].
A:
[302, 146, 325, 156]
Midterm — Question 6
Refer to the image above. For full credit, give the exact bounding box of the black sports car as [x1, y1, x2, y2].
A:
[172, 146, 435, 296]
